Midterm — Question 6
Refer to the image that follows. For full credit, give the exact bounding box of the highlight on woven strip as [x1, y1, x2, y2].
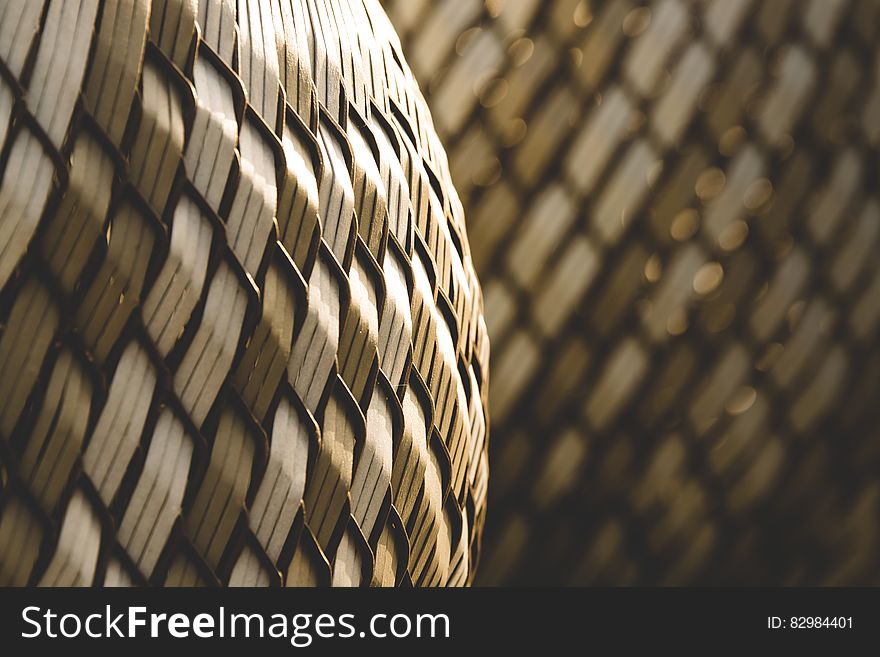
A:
[0, 0, 489, 587]
[385, 0, 880, 584]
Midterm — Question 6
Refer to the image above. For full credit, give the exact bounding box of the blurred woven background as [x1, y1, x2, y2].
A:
[385, 0, 880, 585]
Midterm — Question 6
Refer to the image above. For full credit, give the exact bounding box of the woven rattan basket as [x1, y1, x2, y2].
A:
[0, 0, 489, 587]
[386, 0, 880, 585]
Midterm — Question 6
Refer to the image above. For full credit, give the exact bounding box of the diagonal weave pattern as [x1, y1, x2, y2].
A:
[386, 0, 880, 584]
[0, 0, 489, 587]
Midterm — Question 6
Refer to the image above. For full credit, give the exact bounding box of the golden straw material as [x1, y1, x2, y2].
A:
[386, 0, 880, 584]
[0, 0, 488, 587]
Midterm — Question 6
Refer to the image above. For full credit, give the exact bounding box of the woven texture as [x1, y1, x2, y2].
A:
[386, 0, 880, 585]
[0, 0, 489, 587]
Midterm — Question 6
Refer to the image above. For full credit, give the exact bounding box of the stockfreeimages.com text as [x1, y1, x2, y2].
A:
[21, 605, 450, 647]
